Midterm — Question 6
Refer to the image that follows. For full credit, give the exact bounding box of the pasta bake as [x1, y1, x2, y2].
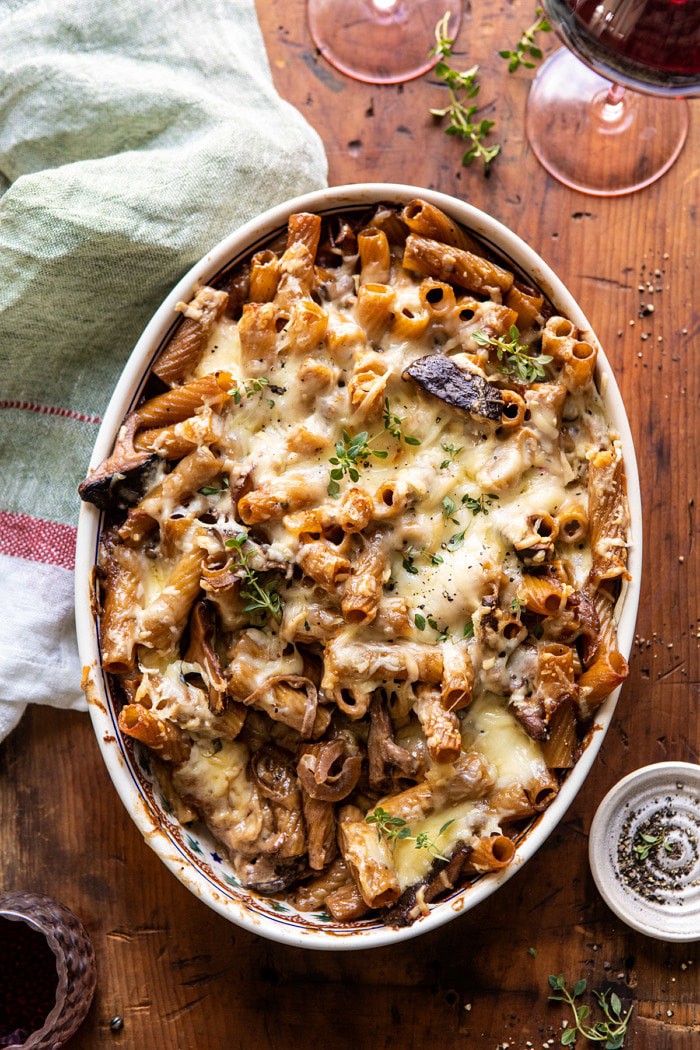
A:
[80, 199, 630, 926]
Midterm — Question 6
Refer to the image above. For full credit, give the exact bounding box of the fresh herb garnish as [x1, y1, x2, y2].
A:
[430, 14, 501, 170]
[384, 398, 421, 446]
[199, 476, 229, 497]
[633, 831, 674, 862]
[402, 545, 443, 574]
[327, 428, 388, 496]
[548, 975, 633, 1048]
[473, 325, 553, 383]
[224, 532, 283, 622]
[512, 597, 522, 614]
[365, 807, 412, 848]
[233, 376, 270, 405]
[402, 549, 420, 575]
[447, 528, 468, 552]
[463, 618, 474, 639]
[366, 807, 456, 863]
[327, 405, 422, 497]
[440, 442, 464, 469]
[532, 622, 544, 639]
[427, 616, 450, 642]
[500, 7, 552, 73]
[528, 947, 538, 957]
[463, 492, 498, 516]
[414, 822, 456, 862]
[414, 612, 427, 631]
[442, 496, 459, 523]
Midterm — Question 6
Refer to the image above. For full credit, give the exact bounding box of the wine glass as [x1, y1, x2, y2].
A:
[526, 0, 700, 196]
[307, 0, 462, 84]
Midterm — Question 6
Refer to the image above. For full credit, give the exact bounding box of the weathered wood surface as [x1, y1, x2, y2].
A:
[1, 1, 698, 1046]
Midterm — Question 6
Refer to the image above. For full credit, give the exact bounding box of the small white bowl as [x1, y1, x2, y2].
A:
[589, 761, 700, 941]
[75, 183, 642, 949]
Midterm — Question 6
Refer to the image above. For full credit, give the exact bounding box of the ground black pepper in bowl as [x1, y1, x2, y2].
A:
[589, 763, 700, 941]
[617, 803, 698, 905]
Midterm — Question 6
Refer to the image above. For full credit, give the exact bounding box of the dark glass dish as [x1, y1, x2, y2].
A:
[0, 893, 96, 1050]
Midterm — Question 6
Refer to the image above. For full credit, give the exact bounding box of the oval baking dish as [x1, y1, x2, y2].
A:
[75, 184, 642, 950]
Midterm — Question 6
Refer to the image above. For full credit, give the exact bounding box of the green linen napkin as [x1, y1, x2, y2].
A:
[0, 0, 327, 740]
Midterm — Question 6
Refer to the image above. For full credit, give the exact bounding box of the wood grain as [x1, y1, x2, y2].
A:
[1, 1, 698, 1046]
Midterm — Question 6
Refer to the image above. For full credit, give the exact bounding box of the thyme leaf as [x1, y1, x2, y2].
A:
[440, 442, 464, 469]
[473, 324, 553, 383]
[233, 376, 269, 405]
[383, 398, 421, 446]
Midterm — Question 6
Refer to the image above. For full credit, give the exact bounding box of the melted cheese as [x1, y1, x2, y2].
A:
[461, 694, 548, 791]
[102, 206, 627, 910]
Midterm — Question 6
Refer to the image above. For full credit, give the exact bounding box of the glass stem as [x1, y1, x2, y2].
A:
[602, 81, 626, 121]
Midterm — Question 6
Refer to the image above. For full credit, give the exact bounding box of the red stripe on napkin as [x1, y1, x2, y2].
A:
[0, 400, 102, 425]
[0, 511, 77, 570]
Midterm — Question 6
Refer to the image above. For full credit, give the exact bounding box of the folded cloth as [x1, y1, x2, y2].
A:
[0, 0, 327, 742]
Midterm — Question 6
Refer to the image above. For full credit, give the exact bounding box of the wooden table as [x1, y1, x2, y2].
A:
[1, 2, 697, 1046]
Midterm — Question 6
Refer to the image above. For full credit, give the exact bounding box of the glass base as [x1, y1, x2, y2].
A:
[526, 49, 689, 196]
[307, 0, 462, 85]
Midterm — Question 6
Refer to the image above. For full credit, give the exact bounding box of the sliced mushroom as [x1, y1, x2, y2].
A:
[300, 793, 337, 870]
[240, 675, 330, 740]
[296, 738, 362, 802]
[368, 694, 421, 792]
[233, 853, 307, 896]
[184, 601, 227, 715]
[510, 695, 547, 741]
[250, 745, 306, 860]
[570, 590, 602, 667]
[385, 842, 473, 928]
[403, 355, 504, 422]
[79, 414, 159, 511]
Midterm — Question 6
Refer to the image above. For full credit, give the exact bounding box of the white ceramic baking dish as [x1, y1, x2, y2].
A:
[75, 183, 642, 950]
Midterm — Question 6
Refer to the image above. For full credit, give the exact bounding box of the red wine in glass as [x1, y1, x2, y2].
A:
[550, 0, 700, 95]
[526, 0, 699, 195]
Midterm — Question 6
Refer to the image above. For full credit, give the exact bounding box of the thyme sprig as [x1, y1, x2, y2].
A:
[402, 545, 443, 575]
[224, 532, 283, 622]
[233, 376, 271, 405]
[328, 403, 421, 497]
[430, 13, 501, 170]
[366, 807, 456, 863]
[548, 975, 633, 1048]
[440, 442, 464, 469]
[414, 612, 450, 641]
[474, 324, 553, 383]
[500, 7, 552, 73]
[633, 831, 674, 862]
[327, 429, 388, 496]
[445, 491, 499, 550]
[463, 492, 498, 516]
[383, 398, 421, 446]
[198, 476, 229, 497]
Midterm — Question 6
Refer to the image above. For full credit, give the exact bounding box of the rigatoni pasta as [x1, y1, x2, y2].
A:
[80, 199, 630, 927]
